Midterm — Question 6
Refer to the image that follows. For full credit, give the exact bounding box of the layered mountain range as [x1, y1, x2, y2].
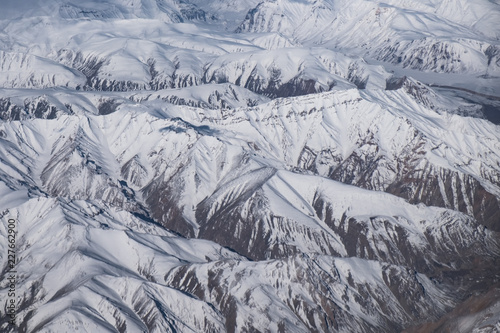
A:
[0, 0, 499, 332]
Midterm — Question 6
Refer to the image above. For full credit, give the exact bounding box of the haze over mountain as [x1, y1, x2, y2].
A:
[0, 0, 499, 332]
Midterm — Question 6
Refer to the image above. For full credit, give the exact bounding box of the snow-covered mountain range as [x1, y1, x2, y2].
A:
[1, 0, 499, 332]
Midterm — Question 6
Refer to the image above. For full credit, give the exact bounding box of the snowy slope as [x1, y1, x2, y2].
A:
[1, 86, 499, 331]
[1, 0, 500, 332]
[235, 0, 500, 95]
[0, 196, 240, 332]
[2, 0, 498, 95]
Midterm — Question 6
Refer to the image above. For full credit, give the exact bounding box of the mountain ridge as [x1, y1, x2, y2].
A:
[1, 0, 500, 332]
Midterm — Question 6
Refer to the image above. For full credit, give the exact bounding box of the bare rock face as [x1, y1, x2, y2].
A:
[404, 286, 500, 333]
[165, 255, 461, 333]
[0, 97, 64, 120]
